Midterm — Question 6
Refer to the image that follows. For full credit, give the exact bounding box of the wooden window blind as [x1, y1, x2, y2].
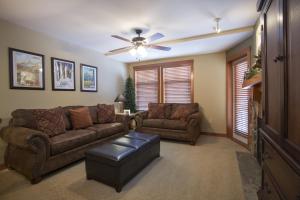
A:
[163, 65, 192, 103]
[135, 68, 159, 111]
[134, 60, 193, 111]
[233, 58, 250, 136]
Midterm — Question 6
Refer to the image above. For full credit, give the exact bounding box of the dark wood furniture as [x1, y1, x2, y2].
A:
[257, 0, 300, 199]
[85, 132, 160, 192]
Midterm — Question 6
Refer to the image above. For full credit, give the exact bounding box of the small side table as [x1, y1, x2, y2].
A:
[115, 113, 136, 130]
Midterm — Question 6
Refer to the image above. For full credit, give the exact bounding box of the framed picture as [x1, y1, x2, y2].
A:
[9, 48, 45, 90]
[124, 109, 131, 115]
[80, 64, 98, 92]
[51, 57, 75, 91]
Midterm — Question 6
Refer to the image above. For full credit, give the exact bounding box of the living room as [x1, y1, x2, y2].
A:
[0, 0, 299, 200]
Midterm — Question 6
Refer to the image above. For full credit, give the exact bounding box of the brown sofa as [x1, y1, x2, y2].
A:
[135, 103, 201, 145]
[0, 105, 128, 183]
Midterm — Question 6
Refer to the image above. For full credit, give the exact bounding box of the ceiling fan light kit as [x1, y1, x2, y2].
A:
[106, 29, 171, 58]
[129, 46, 148, 58]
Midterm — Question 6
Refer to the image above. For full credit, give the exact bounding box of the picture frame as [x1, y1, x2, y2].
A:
[80, 64, 98, 92]
[124, 109, 131, 115]
[51, 57, 76, 91]
[9, 48, 45, 90]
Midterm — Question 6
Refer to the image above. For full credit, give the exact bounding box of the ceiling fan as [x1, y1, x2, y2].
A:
[105, 29, 171, 57]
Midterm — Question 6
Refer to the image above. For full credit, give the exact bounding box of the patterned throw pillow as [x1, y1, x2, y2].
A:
[170, 105, 196, 121]
[33, 107, 66, 137]
[148, 103, 166, 119]
[97, 104, 116, 123]
[69, 107, 93, 129]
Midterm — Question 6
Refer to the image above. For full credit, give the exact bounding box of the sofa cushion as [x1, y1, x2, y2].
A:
[97, 104, 116, 123]
[143, 119, 163, 128]
[62, 105, 98, 130]
[148, 103, 172, 119]
[69, 107, 93, 129]
[170, 103, 199, 121]
[62, 106, 82, 130]
[33, 107, 66, 137]
[163, 119, 187, 130]
[143, 119, 187, 130]
[11, 109, 43, 129]
[50, 129, 96, 155]
[88, 123, 124, 139]
[88, 106, 99, 124]
[148, 103, 165, 119]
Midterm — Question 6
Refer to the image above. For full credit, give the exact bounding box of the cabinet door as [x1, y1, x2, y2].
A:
[285, 0, 300, 163]
[261, 169, 282, 200]
[262, 0, 284, 142]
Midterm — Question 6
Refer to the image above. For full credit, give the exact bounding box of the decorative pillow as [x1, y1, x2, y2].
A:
[69, 107, 93, 129]
[148, 103, 166, 119]
[97, 104, 116, 123]
[33, 107, 66, 137]
[170, 104, 197, 121]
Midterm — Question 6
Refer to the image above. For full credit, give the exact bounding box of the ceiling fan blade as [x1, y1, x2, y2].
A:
[111, 35, 132, 43]
[147, 33, 164, 42]
[147, 45, 171, 51]
[105, 46, 134, 56]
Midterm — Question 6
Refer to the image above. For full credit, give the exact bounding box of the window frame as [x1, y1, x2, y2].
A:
[226, 47, 251, 149]
[232, 57, 250, 137]
[134, 66, 160, 110]
[133, 60, 194, 110]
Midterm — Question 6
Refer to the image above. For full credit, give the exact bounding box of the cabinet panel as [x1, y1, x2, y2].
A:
[264, 0, 284, 136]
[262, 169, 281, 200]
[263, 134, 300, 200]
[287, 0, 300, 147]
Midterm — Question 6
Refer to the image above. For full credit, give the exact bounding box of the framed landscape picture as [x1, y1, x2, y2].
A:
[80, 64, 98, 92]
[51, 57, 75, 91]
[9, 48, 45, 90]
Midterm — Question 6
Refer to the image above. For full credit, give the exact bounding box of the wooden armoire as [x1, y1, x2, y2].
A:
[257, 0, 300, 199]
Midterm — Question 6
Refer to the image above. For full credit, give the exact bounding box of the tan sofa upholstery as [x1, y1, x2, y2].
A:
[135, 103, 201, 145]
[0, 105, 128, 184]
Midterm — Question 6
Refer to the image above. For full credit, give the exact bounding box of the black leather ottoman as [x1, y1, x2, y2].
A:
[85, 132, 160, 192]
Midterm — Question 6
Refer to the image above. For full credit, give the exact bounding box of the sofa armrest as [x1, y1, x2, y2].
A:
[186, 112, 201, 144]
[0, 126, 50, 156]
[134, 111, 148, 129]
[187, 112, 201, 123]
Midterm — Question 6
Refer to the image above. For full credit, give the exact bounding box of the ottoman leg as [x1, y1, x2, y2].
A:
[116, 185, 122, 193]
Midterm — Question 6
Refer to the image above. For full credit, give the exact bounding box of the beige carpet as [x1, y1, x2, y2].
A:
[0, 135, 248, 200]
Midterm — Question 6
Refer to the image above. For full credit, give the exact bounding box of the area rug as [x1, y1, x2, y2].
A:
[236, 151, 261, 200]
[0, 136, 248, 200]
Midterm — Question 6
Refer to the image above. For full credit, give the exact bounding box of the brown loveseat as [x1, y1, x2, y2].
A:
[0, 105, 128, 183]
[135, 103, 201, 145]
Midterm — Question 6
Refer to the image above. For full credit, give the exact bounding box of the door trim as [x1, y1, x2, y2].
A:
[226, 47, 251, 149]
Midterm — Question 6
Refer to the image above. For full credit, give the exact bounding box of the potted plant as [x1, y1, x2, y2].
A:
[124, 77, 136, 113]
[244, 50, 262, 80]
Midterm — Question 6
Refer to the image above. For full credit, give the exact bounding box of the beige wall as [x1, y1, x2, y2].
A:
[0, 19, 128, 164]
[226, 19, 262, 65]
[0, 19, 128, 125]
[127, 52, 227, 134]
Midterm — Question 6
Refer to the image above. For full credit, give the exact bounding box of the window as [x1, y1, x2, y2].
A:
[134, 60, 193, 110]
[135, 68, 159, 111]
[233, 58, 250, 136]
[163, 65, 192, 103]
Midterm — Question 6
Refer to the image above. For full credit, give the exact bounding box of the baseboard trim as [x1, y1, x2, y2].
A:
[0, 164, 6, 171]
[201, 132, 227, 137]
[231, 137, 249, 149]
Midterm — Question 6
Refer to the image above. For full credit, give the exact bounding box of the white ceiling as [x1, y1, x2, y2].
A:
[0, 0, 258, 63]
